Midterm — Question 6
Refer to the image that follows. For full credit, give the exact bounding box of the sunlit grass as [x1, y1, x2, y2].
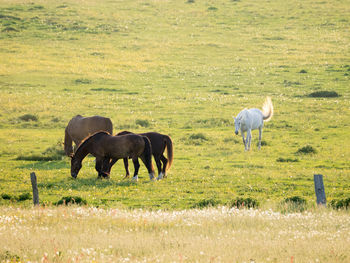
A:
[0, 1, 348, 261]
[0, 0, 349, 210]
[0, 206, 349, 262]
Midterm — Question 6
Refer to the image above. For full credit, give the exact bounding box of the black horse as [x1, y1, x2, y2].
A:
[115, 131, 173, 180]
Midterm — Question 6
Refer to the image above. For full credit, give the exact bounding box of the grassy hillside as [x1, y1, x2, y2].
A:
[0, 0, 349, 209]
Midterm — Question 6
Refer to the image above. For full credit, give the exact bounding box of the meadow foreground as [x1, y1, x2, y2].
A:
[0, 206, 349, 262]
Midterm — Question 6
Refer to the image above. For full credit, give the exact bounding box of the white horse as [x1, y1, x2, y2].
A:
[233, 97, 273, 151]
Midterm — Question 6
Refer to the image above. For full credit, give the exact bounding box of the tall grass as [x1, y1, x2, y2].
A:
[0, 206, 349, 262]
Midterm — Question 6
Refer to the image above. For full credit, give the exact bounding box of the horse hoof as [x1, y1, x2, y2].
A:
[132, 175, 138, 181]
[157, 172, 163, 180]
[98, 172, 110, 179]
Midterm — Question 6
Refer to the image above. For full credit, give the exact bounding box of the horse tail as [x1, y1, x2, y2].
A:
[142, 136, 154, 173]
[64, 127, 74, 156]
[262, 96, 273, 122]
[164, 135, 173, 171]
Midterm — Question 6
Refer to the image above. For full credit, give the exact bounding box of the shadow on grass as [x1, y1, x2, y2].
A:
[38, 176, 141, 191]
[17, 160, 69, 170]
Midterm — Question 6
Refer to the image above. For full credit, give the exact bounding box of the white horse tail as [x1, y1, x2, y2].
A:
[262, 96, 273, 122]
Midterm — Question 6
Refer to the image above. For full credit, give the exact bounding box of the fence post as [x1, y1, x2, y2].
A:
[314, 174, 326, 206]
[30, 172, 39, 206]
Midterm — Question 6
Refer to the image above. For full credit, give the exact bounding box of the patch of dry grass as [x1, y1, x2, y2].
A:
[0, 206, 349, 262]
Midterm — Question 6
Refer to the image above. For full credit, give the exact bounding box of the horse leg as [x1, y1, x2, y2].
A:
[132, 158, 140, 181]
[95, 157, 104, 179]
[154, 155, 163, 180]
[241, 132, 247, 150]
[123, 158, 130, 178]
[247, 129, 252, 151]
[258, 127, 262, 150]
[160, 154, 168, 178]
[101, 157, 111, 179]
[140, 155, 155, 180]
[241, 132, 245, 146]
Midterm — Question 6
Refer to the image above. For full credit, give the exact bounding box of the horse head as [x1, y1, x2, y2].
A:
[233, 116, 241, 135]
[70, 154, 82, 179]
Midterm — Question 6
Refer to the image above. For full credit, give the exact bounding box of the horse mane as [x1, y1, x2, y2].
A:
[74, 131, 110, 155]
[236, 108, 248, 120]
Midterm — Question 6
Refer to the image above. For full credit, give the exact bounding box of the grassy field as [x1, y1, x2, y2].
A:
[1, 206, 349, 262]
[0, 0, 349, 211]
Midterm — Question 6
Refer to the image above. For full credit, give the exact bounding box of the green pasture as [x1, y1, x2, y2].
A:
[0, 0, 349, 209]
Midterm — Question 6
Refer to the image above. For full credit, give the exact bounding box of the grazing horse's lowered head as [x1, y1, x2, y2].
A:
[70, 155, 82, 179]
[233, 97, 273, 151]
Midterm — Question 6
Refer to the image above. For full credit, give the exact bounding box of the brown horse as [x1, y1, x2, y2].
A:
[116, 131, 173, 180]
[64, 115, 113, 156]
[70, 131, 155, 181]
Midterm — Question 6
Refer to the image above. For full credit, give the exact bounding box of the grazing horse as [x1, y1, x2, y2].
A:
[70, 131, 155, 181]
[116, 131, 173, 180]
[64, 115, 113, 156]
[233, 97, 273, 151]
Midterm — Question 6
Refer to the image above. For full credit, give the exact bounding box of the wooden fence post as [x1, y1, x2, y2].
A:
[30, 172, 39, 206]
[314, 174, 326, 206]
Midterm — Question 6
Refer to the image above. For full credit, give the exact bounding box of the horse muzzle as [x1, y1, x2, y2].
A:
[235, 131, 238, 135]
[71, 173, 77, 179]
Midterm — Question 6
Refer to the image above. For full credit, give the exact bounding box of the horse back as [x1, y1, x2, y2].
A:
[67, 115, 113, 144]
[103, 134, 145, 159]
[139, 132, 165, 155]
[84, 116, 113, 134]
[245, 109, 264, 129]
[117, 131, 167, 156]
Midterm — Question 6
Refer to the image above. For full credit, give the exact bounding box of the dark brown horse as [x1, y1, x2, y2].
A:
[64, 115, 113, 156]
[70, 131, 154, 181]
[116, 131, 173, 180]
